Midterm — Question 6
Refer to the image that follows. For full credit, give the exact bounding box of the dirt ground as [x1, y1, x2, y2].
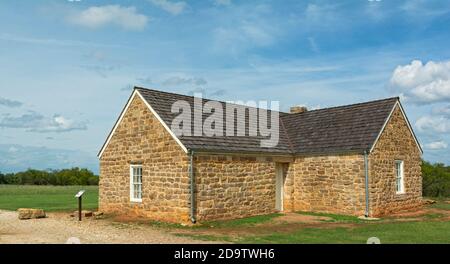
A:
[1, 203, 448, 244]
[0, 210, 214, 244]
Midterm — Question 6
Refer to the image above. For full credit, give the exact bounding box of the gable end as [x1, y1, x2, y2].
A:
[369, 101, 423, 154]
[97, 89, 188, 158]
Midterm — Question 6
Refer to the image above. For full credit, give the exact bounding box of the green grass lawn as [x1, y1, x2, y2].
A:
[177, 216, 450, 244]
[1, 184, 448, 243]
[0, 185, 98, 211]
[172, 200, 450, 244]
[430, 202, 450, 210]
[237, 221, 450, 244]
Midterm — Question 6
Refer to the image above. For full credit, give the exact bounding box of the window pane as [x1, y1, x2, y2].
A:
[131, 166, 143, 200]
[395, 161, 403, 193]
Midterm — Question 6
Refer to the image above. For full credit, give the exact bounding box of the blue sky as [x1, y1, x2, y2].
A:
[1, 0, 450, 173]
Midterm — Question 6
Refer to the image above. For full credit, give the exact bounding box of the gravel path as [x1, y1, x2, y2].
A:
[0, 210, 212, 244]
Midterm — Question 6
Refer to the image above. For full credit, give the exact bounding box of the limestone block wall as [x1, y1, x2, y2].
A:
[99, 95, 422, 223]
[369, 105, 422, 216]
[194, 155, 278, 221]
[292, 154, 366, 216]
[99, 95, 190, 223]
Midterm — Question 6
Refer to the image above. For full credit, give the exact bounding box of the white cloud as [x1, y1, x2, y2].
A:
[162, 76, 207, 86]
[401, 0, 450, 17]
[148, 0, 187, 15]
[424, 140, 448, 150]
[31, 115, 87, 133]
[69, 5, 148, 31]
[80, 64, 118, 78]
[390, 60, 450, 104]
[0, 112, 87, 133]
[303, 3, 343, 29]
[307, 37, 319, 53]
[136, 76, 153, 85]
[0, 33, 121, 48]
[8, 146, 19, 153]
[365, 0, 390, 22]
[0, 97, 22, 108]
[415, 115, 450, 133]
[433, 105, 450, 117]
[213, 23, 275, 55]
[210, 4, 279, 56]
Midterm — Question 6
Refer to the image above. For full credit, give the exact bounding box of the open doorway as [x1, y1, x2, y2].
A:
[275, 163, 287, 211]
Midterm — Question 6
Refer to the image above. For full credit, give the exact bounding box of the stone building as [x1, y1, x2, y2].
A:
[98, 87, 423, 223]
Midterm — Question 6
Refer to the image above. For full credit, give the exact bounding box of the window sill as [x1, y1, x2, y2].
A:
[130, 199, 142, 203]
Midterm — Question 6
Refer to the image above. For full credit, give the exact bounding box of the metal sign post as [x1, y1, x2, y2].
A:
[75, 190, 85, 221]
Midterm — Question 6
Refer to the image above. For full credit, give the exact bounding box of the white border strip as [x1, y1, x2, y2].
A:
[98, 90, 187, 158]
[369, 101, 423, 154]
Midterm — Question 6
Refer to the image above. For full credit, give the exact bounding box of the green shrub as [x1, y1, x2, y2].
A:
[422, 161, 450, 197]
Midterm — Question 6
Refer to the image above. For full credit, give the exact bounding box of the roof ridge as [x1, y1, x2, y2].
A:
[135, 86, 196, 100]
[290, 96, 399, 115]
[135, 86, 290, 114]
[136, 87, 399, 116]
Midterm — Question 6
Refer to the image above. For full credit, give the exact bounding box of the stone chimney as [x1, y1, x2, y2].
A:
[290, 105, 308, 114]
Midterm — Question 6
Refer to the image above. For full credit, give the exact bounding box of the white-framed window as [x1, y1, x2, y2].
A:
[395, 160, 404, 194]
[130, 165, 142, 202]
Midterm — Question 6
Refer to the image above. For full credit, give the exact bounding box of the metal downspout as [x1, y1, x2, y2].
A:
[189, 150, 196, 223]
[364, 150, 370, 217]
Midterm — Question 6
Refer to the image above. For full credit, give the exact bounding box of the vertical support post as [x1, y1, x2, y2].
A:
[78, 196, 82, 221]
[189, 150, 196, 223]
[364, 151, 370, 217]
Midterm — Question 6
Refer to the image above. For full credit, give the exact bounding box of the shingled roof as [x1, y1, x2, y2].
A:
[98, 87, 421, 157]
[137, 87, 292, 154]
[280, 97, 399, 154]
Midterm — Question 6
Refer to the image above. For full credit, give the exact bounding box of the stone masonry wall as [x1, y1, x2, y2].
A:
[99, 95, 190, 223]
[291, 154, 366, 216]
[99, 95, 421, 222]
[194, 155, 278, 221]
[369, 105, 422, 216]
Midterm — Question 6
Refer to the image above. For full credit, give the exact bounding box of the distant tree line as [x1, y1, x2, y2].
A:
[0, 168, 98, 186]
[422, 161, 450, 197]
[0, 162, 448, 195]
